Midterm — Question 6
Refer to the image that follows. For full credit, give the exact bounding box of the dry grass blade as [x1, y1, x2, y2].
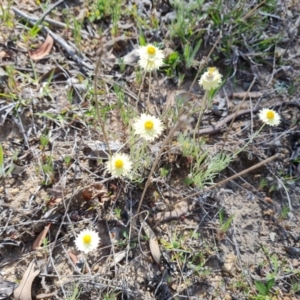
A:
[139, 216, 161, 264]
[109, 250, 126, 267]
[32, 223, 51, 250]
[149, 233, 161, 264]
[28, 34, 54, 60]
[13, 260, 40, 300]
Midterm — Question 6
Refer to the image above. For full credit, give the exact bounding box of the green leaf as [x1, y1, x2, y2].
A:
[165, 51, 179, 65]
[255, 281, 267, 296]
[266, 278, 275, 291]
[138, 28, 146, 46]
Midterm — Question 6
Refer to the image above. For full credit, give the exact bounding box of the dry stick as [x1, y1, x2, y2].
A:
[182, 153, 278, 202]
[38, 0, 65, 24]
[196, 100, 300, 137]
[136, 35, 222, 214]
[221, 77, 256, 150]
[242, 0, 267, 20]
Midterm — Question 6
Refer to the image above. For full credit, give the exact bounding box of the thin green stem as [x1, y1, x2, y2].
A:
[147, 71, 151, 113]
[234, 123, 265, 156]
[137, 117, 185, 213]
[193, 91, 208, 141]
[136, 70, 147, 109]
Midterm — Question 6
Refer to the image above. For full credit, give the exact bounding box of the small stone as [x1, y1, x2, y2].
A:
[292, 259, 300, 268]
[10, 188, 19, 195]
[35, 250, 44, 258]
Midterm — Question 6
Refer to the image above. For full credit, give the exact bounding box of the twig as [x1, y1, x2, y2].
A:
[38, 0, 65, 24]
[195, 100, 300, 136]
[242, 0, 267, 20]
[11, 10, 93, 38]
[11, 113, 29, 149]
[182, 154, 279, 201]
[221, 77, 256, 149]
[274, 174, 293, 211]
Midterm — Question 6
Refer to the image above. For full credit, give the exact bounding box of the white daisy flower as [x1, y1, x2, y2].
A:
[106, 153, 132, 178]
[75, 229, 100, 254]
[199, 67, 222, 91]
[137, 44, 165, 71]
[258, 108, 281, 126]
[133, 113, 164, 141]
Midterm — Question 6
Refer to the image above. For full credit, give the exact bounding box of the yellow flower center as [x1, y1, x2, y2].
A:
[208, 67, 216, 75]
[266, 110, 275, 119]
[83, 235, 91, 244]
[115, 159, 124, 169]
[145, 120, 154, 130]
[147, 46, 156, 55]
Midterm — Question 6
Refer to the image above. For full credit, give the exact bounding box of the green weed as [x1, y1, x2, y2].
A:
[72, 17, 83, 50]
[40, 135, 50, 150]
[114, 207, 122, 219]
[254, 278, 275, 300]
[183, 40, 202, 69]
[279, 206, 289, 219]
[159, 167, 169, 178]
[219, 209, 234, 233]
[103, 293, 118, 300]
[168, 0, 204, 44]
[87, 0, 123, 35]
[66, 283, 81, 300]
[0, 2, 14, 28]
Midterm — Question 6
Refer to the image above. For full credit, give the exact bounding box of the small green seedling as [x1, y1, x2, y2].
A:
[254, 278, 275, 299]
[114, 207, 122, 219]
[219, 209, 235, 233]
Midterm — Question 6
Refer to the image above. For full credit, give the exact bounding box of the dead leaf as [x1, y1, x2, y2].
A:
[109, 250, 126, 267]
[67, 252, 78, 265]
[28, 34, 54, 60]
[32, 223, 51, 250]
[13, 260, 40, 300]
[155, 201, 188, 223]
[149, 234, 161, 264]
[77, 183, 110, 205]
[139, 216, 161, 264]
[264, 197, 274, 204]
[0, 51, 10, 58]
